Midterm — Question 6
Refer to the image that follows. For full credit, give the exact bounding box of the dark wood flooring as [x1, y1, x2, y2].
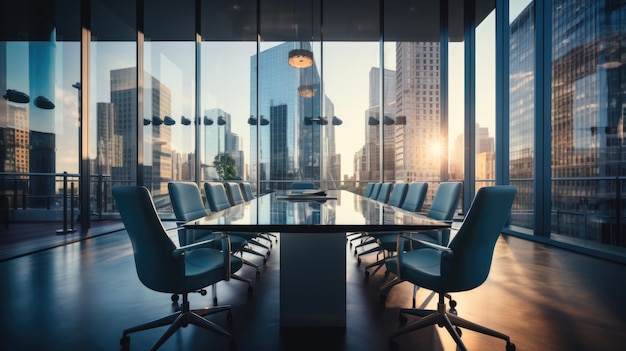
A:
[1, 223, 625, 351]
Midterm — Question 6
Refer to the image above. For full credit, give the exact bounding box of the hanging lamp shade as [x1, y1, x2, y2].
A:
[34, 96, 55, 109]
[3, 89, 30, 104]
[298, 85, 315, 98]
[288, 49, 313, 68]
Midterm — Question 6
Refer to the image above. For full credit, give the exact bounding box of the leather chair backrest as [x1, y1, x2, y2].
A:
[292, 181, 315, 190]
[369, 183, 382, 199]
[168, 182, 208, 221]
[241, 182, 255, 201]
[204, 182, 232, 212]
[387, 183, 408, 208]
[113, 186, 185, 292]
[443, 186, 516, 292]
[401, 182, 428, 212]
[225, 182, 245, 206]
[363, 182, 375, 198]
[376, 182, 393, 203]
[427, 182, 462, 221]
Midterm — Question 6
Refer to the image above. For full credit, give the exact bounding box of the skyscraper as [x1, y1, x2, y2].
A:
[510, 0, 626, 243]
[250, 42, 338, 191]
[363, 67, 396, 182]
[395, 42, 441, 183]
[109, 67, 172, 197]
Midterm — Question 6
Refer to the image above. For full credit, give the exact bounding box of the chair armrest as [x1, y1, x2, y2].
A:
[171, 233, 228, 255]
[171, 233, 232, 280]
[395, 234, 454, 279]
[397, 233, 451, 252]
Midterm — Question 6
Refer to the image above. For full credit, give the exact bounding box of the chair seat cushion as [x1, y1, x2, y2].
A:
[385, 248, 444, 291]
[184, 248, 243, 291]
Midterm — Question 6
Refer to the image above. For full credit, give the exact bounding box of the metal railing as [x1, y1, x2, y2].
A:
[1, 172, 624, 250]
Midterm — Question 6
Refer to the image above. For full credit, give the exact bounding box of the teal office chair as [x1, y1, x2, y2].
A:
[225, 182, 245, 206]
[357, 182, 430, 277]
[388, 186, 517, 351]
[398, 182, 428, 213]
[225, 181, 274, 248]
[205, 182, 270, 259]
[375, 182, 393, 203]
[387, 182, 408, 207]
[368, 182, 382, 199]
[168, 182, 256, 290]
[363, 182, 375, 198]
[291, 180, 315, 190]
[379, 182, 462, 301]
[346, 182, 378, 243]
[353, 183, 408, 255]
[240, 182, 255, 202]
[348, 182, 383, 246]
[112, 186, 241, 351]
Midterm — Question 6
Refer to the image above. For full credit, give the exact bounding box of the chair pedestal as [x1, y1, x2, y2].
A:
[391, 294, 515, 351]
[121, 295, 233, 350]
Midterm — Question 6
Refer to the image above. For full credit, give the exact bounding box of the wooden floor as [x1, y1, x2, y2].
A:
[1, 223, 625, 351]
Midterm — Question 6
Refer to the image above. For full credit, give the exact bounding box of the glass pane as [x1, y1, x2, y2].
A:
[1, 1, 80, 226]
[200, 42, 255, 185]
[509, 0, 535, 233]
[142, 41, 196, 209]
[476, 7, 496, 190]
[91, 0, 137, 219]
[550, 0, 626, 250]
[324, 42, 379, 192]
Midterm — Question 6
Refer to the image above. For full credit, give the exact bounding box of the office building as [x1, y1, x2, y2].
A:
[1, 0, 625, 349]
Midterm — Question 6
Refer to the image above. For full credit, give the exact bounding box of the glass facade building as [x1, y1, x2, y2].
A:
[0, 0, 624, 263]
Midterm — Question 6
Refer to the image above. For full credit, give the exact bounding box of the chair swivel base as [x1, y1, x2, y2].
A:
[389, 294, 515, 351]
[120, 295, 235, 351]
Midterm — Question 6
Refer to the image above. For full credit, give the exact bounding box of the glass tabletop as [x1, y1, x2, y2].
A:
[184, 190, 450, 233]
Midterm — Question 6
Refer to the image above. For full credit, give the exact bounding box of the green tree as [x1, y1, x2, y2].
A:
[214, 152, 240, 180]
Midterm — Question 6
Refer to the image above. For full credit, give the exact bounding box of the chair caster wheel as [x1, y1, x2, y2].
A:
[171, 294, 179, 302]
[455, 327, 462, 337]
[506, 342, 516, 351]
[200, 289, 207, 296]
[354, 249, 358, 255]
[364, 270, 370, 278]
[267, 251, 271, 256]
[398, 313, 407, 326]
[388, 339, 399, 351]
[384, 270, 389, 277]
[357, 258, 361, 265]
[120, 335, 130, 346]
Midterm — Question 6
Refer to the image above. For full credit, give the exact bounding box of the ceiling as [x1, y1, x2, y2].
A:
[1, 0, 495, 42]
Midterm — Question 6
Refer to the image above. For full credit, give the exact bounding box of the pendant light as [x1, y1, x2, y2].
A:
[288, 0, 313, 68]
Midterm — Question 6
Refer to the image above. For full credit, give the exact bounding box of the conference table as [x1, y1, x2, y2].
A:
[183, 189, 450, 328]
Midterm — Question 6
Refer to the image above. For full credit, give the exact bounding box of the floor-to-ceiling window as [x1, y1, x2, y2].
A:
[1, 0, 81, 229]
[2, 0, 625, 262]
[549, 0, 626, 251]
[509, 0, 535, 235]
[476, 2, 497, 191]
[384, 1, 446, 204]
[142, 0, 196, 210]
[90, 0, 137, 218]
